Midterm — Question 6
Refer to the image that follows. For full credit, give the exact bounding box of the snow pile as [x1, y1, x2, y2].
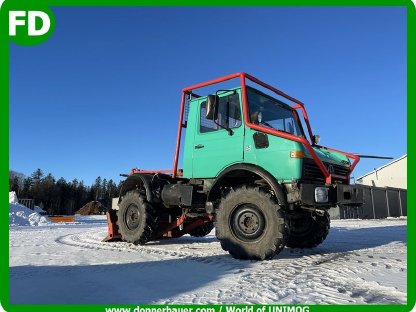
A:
[9, 191, 18, 204]
[34, 206, 47, 215]
[9, 192, 51, 226]
[9, 203, 51, 226]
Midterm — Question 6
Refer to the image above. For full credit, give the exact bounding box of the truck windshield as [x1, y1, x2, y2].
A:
[247, 87, 305, 137]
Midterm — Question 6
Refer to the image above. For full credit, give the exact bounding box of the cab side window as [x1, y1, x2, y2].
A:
[200, 93, 242, 133]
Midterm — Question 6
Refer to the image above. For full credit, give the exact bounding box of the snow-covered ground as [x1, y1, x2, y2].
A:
[9, 216, 406, 304]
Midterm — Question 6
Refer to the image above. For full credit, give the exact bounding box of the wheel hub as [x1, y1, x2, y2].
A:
[125, 204, 140, 230]
[239, 212, 259, 234]
[231, 204, 265, 241]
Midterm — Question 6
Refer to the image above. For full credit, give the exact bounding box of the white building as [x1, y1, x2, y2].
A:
[356, 154, 407, 189]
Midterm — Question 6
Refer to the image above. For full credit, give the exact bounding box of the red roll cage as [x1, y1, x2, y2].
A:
[170, 72, 360, 184]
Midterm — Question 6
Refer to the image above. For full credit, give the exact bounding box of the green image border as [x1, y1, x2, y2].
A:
[1, 0, 414, 311]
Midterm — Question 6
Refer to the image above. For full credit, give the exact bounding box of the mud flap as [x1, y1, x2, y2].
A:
[102, 208, 122, 242]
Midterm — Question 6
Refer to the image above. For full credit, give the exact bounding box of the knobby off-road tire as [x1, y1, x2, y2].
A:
[189, 221, 214, 237]
[286, 210, 330, 248]
[215, 186, 286, 260]
[117, 191, 157, 245]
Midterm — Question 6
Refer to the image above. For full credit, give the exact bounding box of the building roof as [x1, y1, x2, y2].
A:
[356, 154, 407, 181]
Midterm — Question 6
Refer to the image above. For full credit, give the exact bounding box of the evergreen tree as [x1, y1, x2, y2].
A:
[22, 177, 32, 198]
[9, 170, 24, 195]
[10, 168, 120, 215]
[92, 176, 102, 201]
[9, 175, 20, 194]
[31, 169, 43, 183]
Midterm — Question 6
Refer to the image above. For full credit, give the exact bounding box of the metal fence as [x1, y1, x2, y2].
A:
[18, 199, 35, 210]
[338, 185, 407, 219]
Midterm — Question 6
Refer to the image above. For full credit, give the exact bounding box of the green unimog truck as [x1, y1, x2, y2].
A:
[104, 72, 363, 260]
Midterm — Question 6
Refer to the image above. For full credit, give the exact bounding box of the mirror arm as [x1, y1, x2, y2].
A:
[213, 90, 234, 136]
[213, 119, 234, 136]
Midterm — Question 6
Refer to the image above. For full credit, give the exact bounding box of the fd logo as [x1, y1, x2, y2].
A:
[9, 11, 51, 36]
[3, 0, 56, 46]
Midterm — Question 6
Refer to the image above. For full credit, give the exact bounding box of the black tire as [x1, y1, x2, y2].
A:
[117, 191, 157, 245]
[286, 210, 330, 248]
[215, 186, 286, 260]
[189, 221, 214, 237]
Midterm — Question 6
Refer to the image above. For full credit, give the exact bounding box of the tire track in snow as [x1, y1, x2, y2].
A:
[226, 249, 407, 304]
[56, 230, 201, 259]
[55, 228, 406, 304]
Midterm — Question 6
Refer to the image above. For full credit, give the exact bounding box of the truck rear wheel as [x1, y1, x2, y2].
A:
[189, 221, 214, 237]
[215, 186, 286, 260]
[286, 210, 330, 248]
[117, 191, 156, 245]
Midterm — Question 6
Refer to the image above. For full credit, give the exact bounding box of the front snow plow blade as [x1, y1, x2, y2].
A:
[102, 208, 122, 242]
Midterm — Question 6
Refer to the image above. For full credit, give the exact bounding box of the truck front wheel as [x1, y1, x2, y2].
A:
[286, 210, 330, 248]
[117, 191, 156, 245]
[215, 186, 286, 260]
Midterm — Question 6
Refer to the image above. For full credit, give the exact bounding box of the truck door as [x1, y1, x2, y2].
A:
[192, 91, 244, 178]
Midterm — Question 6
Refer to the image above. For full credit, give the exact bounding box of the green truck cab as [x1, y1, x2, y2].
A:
[107, 73, 363, 260]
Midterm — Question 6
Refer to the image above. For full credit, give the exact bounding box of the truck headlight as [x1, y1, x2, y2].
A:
[315, 187, 328, 203]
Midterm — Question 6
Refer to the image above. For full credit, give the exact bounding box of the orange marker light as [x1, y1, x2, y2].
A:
[290, 151, 304, 158]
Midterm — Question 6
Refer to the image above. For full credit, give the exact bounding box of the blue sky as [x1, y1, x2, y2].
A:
[9, 7, 407, 185]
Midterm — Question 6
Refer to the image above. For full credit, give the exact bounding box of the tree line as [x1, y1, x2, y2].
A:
[9, 169, 121, 215]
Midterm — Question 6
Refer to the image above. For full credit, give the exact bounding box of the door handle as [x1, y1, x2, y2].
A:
[195, 144, 205, 149]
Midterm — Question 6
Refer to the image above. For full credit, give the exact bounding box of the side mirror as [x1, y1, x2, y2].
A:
[206, 94, 219, 120]
[312, 134, 320, 145]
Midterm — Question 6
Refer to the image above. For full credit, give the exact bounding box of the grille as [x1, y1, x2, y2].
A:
[302, 158, 350, 183]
